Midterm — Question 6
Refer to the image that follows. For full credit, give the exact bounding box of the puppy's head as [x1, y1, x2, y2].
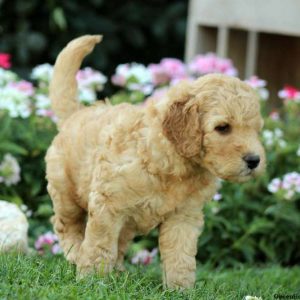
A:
[162, 74, 265, 182]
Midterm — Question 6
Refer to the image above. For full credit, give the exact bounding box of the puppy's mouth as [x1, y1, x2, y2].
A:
[218, 168, 256, 183]
[235, 166, 264, 182]
[239, 168, 253, 177]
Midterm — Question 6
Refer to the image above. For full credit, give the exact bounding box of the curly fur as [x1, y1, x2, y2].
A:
[46, 35, 265, 289]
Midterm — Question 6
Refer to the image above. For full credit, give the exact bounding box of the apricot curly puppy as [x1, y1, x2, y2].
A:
[46, 35, 265, 289]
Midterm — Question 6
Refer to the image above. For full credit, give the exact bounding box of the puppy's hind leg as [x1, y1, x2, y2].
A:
[48, 183, 86, 264]
[46, 147, 86, 263]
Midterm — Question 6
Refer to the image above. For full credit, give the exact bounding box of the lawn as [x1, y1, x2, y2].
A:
[1, 254, 299, 300]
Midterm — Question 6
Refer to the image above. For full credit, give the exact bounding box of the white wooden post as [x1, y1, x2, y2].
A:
[217, 26, 229, 58]
[185, 22, 199, 63]
[245, 31, 259, 78]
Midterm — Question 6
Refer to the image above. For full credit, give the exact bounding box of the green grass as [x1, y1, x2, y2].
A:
[1, 254, 299, 300]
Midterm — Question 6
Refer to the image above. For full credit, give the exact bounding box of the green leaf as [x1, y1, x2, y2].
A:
[36, 203, 53, 217]
[0, 142, 28, 155]
[52, 7, 67, 30]
[247, 218, 274, 235]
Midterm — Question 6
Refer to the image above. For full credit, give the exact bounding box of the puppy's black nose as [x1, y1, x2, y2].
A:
[243, 154, 260, 170]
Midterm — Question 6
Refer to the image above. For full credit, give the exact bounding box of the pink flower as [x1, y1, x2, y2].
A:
[149, 58, 187, 86]
[189, 53, 237, 76]
[8, 80, 34, 96]
[160, 58, 186, 78]
[269, 110, 280, 121]
[148, 64, 170, 85]
[35, 231, 61, 255]
[278, 85, 300, 102]
[131, 248, 158, 265]
[0, 53, 11, 69]
[51, 243, 62, 254]
[111, 74, 126, 87]
[215, 58, 237, 76]
[245, 76, 269, 100]
[36, 109, 57, 122]
[189, 53, 216, 74]
[111, 64, 131, 87]
[170, 76, 194, 86]
[245, 76, 266, 89]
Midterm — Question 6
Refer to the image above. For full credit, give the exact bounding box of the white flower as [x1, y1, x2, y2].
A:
[77, 67, 107, 91]
[0, 68, 18, 86]
[115, 64, 130, 78]
[258, 88, 269, 101]
[128, 83, 153, 95]
[20, 204, 32, 217]
[262, 130, 274, 146]
[262, 130, 273, 140]
[262, 129, 286, 149]
[269, 172, 300, 200]
[282, 180, 292, 190]
[213, 193, 222, 201]
[0, 154, 21, 186]
[268, 178, 281, 193]
[127, 64, 152, 84]
[31, 63, 53, 83]
[112, 63, 153, 95]
[25, 210, 32, 217]
[35, 94, 51, 109]
[284, 189, 295, 200]
[0, 86, 32, 118]
[274, 128, 283, 138]
[34, 94, 57, 121]
[114, 63, 152, 85]
[78, 88, 97, 104]
[20, 204, 28, 211]
[278, 140, 287, 148]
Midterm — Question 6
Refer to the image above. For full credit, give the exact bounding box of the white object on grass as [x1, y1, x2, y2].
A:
[0, 200, 29, 253]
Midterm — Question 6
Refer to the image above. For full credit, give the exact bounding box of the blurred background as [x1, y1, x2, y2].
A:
[2, 0, 300, 102]
[0, 0, 187, 77]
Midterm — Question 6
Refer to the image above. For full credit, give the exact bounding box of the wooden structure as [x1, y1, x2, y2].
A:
[185, 0, 300, 98]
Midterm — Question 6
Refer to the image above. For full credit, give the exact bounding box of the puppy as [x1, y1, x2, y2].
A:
[46, 35, 265, 289]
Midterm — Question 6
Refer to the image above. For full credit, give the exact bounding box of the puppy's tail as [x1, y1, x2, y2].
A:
[50, 35, 102, 129]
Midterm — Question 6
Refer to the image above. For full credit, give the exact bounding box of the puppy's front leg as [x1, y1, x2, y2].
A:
[76, 195, 124, 277]
[159, 209, 204, 289]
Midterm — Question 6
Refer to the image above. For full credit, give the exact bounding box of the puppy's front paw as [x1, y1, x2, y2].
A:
[76, 259, 114, 279]
[65, 249, 79, 264]
[115, 262, 126, 272]
[164, 273, 195, 290]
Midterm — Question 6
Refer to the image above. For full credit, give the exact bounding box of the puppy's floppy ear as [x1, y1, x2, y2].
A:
[162, 83, 202, 158]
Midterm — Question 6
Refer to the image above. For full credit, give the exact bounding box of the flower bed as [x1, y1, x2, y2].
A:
[0, 52, 299, 266]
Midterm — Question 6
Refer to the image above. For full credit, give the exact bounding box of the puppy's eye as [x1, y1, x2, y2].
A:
[215, 124, 230, 134]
